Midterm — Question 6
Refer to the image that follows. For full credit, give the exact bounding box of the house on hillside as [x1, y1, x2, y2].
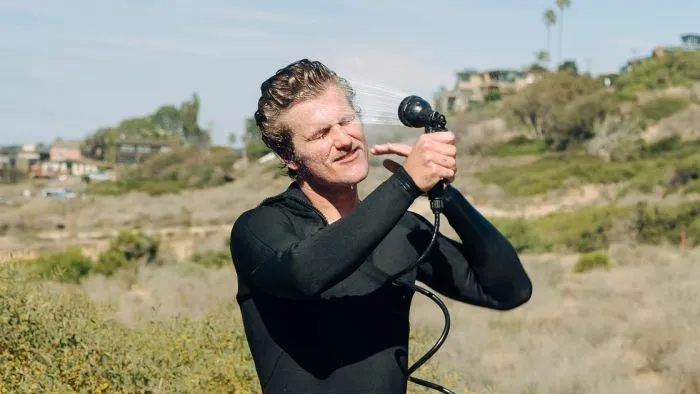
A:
[12, 144, 49, 174]
[114, 139, 178, 165]
[621, 35, 700, 74]
[433, 69, 539, 113]
[0, 145, 19, 171]
[0, 144, 51, 177]
[50, 140, 83, 162]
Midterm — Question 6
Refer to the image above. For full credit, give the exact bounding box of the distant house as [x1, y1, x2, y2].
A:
[114, 139, 177, 165]
[0, 146, 18, 169]
[433, 69, 539, 113]
[50, 140, 83, 162]
[10, 144, 50, 173]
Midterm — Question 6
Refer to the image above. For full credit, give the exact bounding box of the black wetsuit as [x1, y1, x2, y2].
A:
[229, 167, 532, 394]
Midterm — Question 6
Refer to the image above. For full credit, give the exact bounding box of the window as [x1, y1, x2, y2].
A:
[119, 144, 135, 152]
[136, 145, 151, 153]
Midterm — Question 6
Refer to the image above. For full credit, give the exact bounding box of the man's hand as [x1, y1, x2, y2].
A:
[370, 131, 457, 192]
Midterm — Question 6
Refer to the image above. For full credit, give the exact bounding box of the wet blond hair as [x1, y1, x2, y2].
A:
[254, 59, 359, 178]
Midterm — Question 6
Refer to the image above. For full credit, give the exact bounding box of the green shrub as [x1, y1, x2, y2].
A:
[614, 50, 700, 97]
[480, 136, 549, 157]
[491, 218, 549, 253]
[492, 200, 700, 254]
[107, 229, 160, 264]
[474, 153, 652, 196]
[475, 136, 700, 196]
[87, 146, 238, 196]
[0, 260, 463, 394]
[93, 248, 135, 277]
[22, 246, 93, 284]
[573, 250, 611, 273]
[90, 229, 161, 278]
[638, 97, 690, 122]
[191, 250, 231, 269]
[501, 72, 615, 149]
[632, 201, 700, 246]
[0, 263, 260, 393]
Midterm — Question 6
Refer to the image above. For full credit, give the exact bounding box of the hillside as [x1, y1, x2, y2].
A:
[3, 56, 700, 256]
[4, 48, 700, 394]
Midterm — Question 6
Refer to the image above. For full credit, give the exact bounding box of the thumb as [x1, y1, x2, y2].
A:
[382, 159, 402, 173]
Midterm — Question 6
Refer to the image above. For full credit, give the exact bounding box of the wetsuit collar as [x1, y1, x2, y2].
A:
[260, 181, 330, 225]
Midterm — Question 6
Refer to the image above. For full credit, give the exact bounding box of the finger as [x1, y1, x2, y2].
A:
[371, 143, 413, 157]
[437, 166, 456, 180]
[427, 131, 456, 145]
[429, 155, 456, 170]
[382, 159, 402, 173]
[427, 162, 455, 180]
[418, 139, 456, 157]
[439, 142, 457, 157]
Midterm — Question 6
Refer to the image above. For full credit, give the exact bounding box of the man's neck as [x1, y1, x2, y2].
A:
[298, 180, 360, 224]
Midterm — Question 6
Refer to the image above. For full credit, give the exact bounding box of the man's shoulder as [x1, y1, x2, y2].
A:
[232, 203, 290, 232]
[232, 184, 300, 229]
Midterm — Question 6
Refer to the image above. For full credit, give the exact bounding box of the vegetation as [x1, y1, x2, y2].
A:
[5, 2, 700, 392]
[573, 250, 611, 273]
[475, 135, 700, 196]
[243, 117, 271, 161]
[501, 72, 616, 150]
[1, 231, 458, 394]
[81, 93, 212, 163]
[638, 96, 691, 121]
[86, 146, 240, 196]
[614, 50, 700, 98]
[491, 200, 700, 254]
[0, 263, 259, 394]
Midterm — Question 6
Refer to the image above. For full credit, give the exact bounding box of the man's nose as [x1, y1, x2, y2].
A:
[331, 126, 353, 149]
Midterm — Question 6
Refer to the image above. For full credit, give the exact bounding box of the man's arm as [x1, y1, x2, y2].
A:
[230, 167, 423, 300]
[415, 185, 532, 310]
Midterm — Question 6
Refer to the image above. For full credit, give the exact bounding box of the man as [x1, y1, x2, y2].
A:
[230, 59, 532, 394]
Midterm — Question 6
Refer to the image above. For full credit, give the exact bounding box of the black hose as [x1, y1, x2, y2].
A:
[389, 212, 456, 394]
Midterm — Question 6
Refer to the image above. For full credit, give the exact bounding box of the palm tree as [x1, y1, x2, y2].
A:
[556, 0, 571, 66]
[543, 9, 557, 68]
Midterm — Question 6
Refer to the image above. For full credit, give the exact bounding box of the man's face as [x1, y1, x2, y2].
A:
[280, 83, 369, 188]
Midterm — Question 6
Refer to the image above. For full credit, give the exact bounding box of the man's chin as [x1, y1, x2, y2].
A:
[331, 166, 369, 187]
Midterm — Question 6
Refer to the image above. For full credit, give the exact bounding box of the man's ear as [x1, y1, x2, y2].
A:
[285, 158, 299, 171]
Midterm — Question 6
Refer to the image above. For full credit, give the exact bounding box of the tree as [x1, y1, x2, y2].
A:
[558, 60, 579, 74]
[534, 50, 550, 71]
[501, 72, 613, 149]
[81, 93, 212, 162]
[179, 93, 211, 149]
[243, 117, 270, 160]
[543, 9, 557, 68]
[556, 0, 571, 66]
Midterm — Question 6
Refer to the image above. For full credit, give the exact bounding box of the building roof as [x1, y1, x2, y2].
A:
[114, 138, 180, 146]
[52, 140, 82, 149]
[0, 145, 20, 155]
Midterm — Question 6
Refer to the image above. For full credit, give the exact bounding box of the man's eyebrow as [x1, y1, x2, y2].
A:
[309, 125, 331, 139]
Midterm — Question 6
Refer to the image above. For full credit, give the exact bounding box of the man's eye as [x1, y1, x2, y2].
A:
[339, 116, 355, 126]
[312, 130, 328, 140]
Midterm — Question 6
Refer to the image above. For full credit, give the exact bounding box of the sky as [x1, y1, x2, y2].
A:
[0, 0, 697, 146]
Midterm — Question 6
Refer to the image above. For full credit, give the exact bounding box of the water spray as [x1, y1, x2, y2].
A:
[387, 95, 455, 394]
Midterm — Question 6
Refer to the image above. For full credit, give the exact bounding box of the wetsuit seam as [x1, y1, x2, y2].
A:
[260, 348, 285, 391]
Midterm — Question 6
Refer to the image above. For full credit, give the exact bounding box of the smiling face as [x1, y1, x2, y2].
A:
[279, 83, 369, 189]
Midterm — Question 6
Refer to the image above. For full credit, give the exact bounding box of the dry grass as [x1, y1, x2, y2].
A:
[0, 164, 292, 237]
[409, 243, 700, 393]
[8, 243, 698, 393]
